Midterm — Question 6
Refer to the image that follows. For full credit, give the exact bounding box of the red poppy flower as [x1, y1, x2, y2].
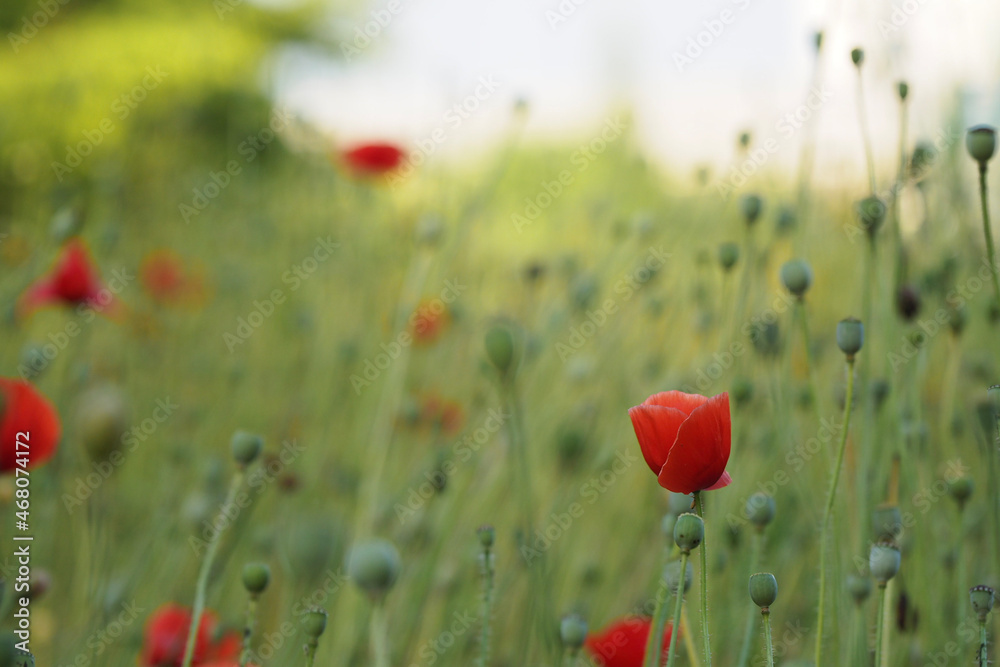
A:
[20, 239, 118, 317]
[628, 391, 732, 495]
[585, 617, 672, 667]
[410, 300, 449, 344]
[343, 142, 406, 175]
[139, 249, 207, 307]
[140, 603, 240, 667]
[420, 395, 464, 434]
[0, 379, 61, 473]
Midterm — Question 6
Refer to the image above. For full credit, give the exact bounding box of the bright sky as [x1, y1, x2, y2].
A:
[273, 0, 1000, 187]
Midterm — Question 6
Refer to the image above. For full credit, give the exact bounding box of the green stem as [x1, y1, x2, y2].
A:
[478, 545, 495, 667]
[181, 470, 245, 667]
[762, 610, 775, 667]
[736, 532, 764, 667]
[303, 637, 318, 667]
[893, 98, 907, 290]
[978, 618, 988, 667]
[874, 584, 887, 667]
[564, 647, 579, 667]
[694, 492, 713, 667]
[663, 551, 690, 667]
[856, 68, 876, 193]
[239, 595, 258, 667]
[992, 412, 1000, 579]
[645, 556, 673, 667]
[371, 600, 390, 667]
[978, 165, 1000, 314]
[815, 357, 855, 667]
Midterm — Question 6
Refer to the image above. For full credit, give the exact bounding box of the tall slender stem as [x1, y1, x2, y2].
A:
[815, 357, 855, 667]
[239, 596, 258, 667]
[694, 492, 713, 667]
[978, 617, 989, 667]
[762, 610, 775, 667]
[893, 97, 908, 290]
[478, 544, 495, 667]
[663, 552, 690, 667]
[874, 584, 887, 667]
[371, 601, 390, 667]
[978, 165, 1000, 314]
[736, 532, 764, 667]
[181, 470, 245, 667]
[856, 68, 876, 193]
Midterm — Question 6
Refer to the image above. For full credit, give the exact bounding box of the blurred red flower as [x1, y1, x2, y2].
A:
[410, 300, 448, 344]
[20, 239, 118, 317]
[421, 394, 464, 434]
[342, 142, 406, 174]
[140, 604, 240, 667]
[140, 249, 208, 306]
[628, 391, 732, 495]
[585, 617, 671, 667]
[0, 378, 61, 473]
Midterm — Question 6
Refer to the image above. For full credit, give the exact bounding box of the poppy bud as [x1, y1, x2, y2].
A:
[970, 585, 995, 621]
[746, 492, 775, 530]
[477, 525, 495, 549]
[667, 492, 693, 516]
[897, 81, 909, 101]
[302, 607, 328, 638]
[836, 318, 864, 358]
[242, 562, 270, 595]
[484, 325, 517, 379]
[560, 614, 588, 649]
[231, 431, 262, 466]
[780, 259, 813, 297]
[872, 504, 902, 542]
[847, 574, 872, 605]
[731, 377, 754, 406]
[869, 541, 901, 584]
[870, 378, 890, 411]
[948, 476, 973, 509]
[739, 131, 752, 150]
[673, 513, 704, 553]
[896, 285, 920, 321]
[718, 242, 740, 272]
[75, 384, 128, 461]
[665, 558, 694, 595]
[856, 196, 886, 237]
[348, 539, 401, 597]
[966, 125, 997, 166]
[740, 194, 763, 226]
[749, 572, 778, 609]
[814, 31, 823, 51]
[851, 47, 864, 66]
[949, 307, 967, 336]
[776, 207, 797, 235]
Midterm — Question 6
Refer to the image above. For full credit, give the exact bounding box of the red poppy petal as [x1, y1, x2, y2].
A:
[628, 405, 688, 474]
[706, 470, 733, 490]
[658, 393, 731, 494]
[642, 391, 709, 415]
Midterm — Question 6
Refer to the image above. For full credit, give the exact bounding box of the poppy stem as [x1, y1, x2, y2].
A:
[693, 491, 713, 667]
[239, 594, 258, 667]
[477, 539, 495, 667]
[371, 599, 390, 667]
[855, 65, 877, 194]
[977, 164, 1000, 314]
[644, 555, 671, 667]
[874, 583, 887, 667]
[663, 551, 689, 667]
[735, 531, 764, 667]
[180, 469, 245, 667]
[814, 356, 855, 667]
[978, 615, 989, 667]
[303, 636, 319, 667]
[680, 606, 702, 667]
[761, 609, 775, 667]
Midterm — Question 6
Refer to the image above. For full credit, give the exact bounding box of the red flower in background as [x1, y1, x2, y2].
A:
[140, 604, 240, 667]
[0, 379, 61, 473]
[585, 617, 672, 667]
[342, 142, 406, 175]
[140, 249, 208, 307]
[628, 391, 732, 495]
[410, 300, 449, 344]
[20, 239, 118, 317]
[421, 395, 464, 434]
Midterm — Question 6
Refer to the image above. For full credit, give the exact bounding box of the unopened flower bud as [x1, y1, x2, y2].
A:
[242, 562, 271, 595]
[560, 614, 588, 649]
[484, 325, 517, 379]
[749, 572, 778, 609]
[231, 430, 263, 466]
[897, 81, 909, 101]
[718, 242, 740, 272]
[673, 513, 704, 553]
[477, 525, 495, 549]
[869, 541, 901, 584]
[348, 539, 401, 597]
[847, 574, 872, 605]
[856, 196, 886, 237]
[851, 47, 864, 66]
[948, 477, 974, 509]
[780, 259, 813, 298]
[967, 125, 997, 166]
[740, 194, 763, 226]
[836, 318, 864, 358]
[746, 492, 776, 530]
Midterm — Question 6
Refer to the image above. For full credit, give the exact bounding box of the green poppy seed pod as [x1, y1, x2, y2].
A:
[966, 125, 997, 166]
[667, 492, 694, 516]
[749, 572, 778, 609]
[970, 585, 995, 620]
[302, 607, 328, 638]
[949, 307, 967, 336]
[484, 325, 517, 379]
[850, 47, 864, 66]
[739, 131, 752, 150]
[813, 31, 823, 52]
[661, 513, 677, 540]
[836, 317, 864, 358]
[746, 492, 776, 530]
[559, 614, 588, 649]
[718, 242, 740, 271]
[780, 259, 813, 297]
[869, 541, 901, 584]
[870, 378, 890, 411]
[241, 562, 271, 595]
[664, 558, 694, 595]
[948, 476, 974, 508]
[477, 525, 495, 549]
[75, 384, 128, 461]
[897, 81, 909, 101]
[731, 377, 753, 407]
[872, 504, 902, 541]
[673, 512, 704, 553]
[847, 574, 872, 605]
[776, 207, 797, 235]
[231, 430, 263, 466]
[740, 194, 763, 226]
[856, 196, 886, 236]
[348, 539, 401, 597]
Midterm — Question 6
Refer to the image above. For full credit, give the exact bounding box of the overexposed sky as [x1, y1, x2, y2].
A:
[273, 0, 1000, 185]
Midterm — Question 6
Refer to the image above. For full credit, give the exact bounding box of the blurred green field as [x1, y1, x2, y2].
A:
[2, 2, 1000, 666]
